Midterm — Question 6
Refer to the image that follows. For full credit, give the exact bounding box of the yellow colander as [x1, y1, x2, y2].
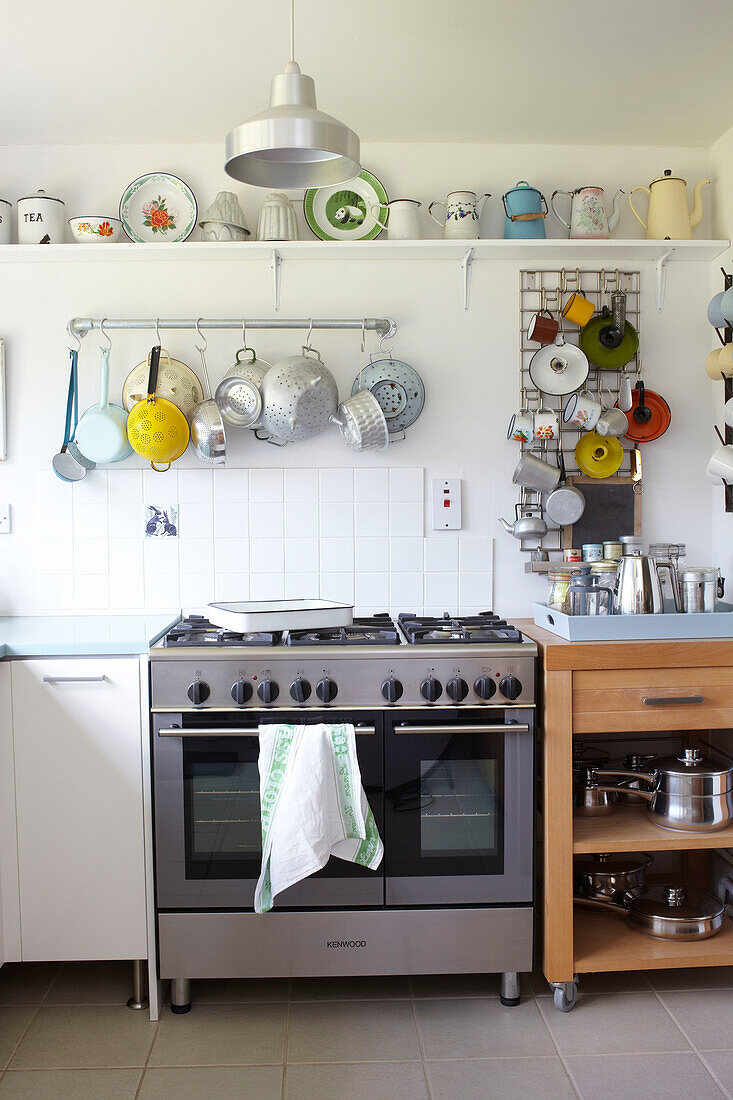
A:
[126, 345, 190, 471]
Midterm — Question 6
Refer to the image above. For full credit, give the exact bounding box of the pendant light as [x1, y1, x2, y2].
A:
[225, 0, 361, 189]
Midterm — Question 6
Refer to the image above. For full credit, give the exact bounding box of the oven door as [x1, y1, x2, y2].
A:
[153, 711, 384, 909]
[384, 709, 533, 905]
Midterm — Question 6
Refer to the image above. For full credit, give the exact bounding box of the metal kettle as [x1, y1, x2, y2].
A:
[613, 550, 680, 615]
[629, 170, 709, 240]
[498, 505, 548, 541]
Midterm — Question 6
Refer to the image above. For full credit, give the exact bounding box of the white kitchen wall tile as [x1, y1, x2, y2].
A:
[354, 468, 389, 502]
[285, 468, 319, 502]
[321, 573, 355, 604]
[425, 536, 458, 572]
[73, 539, 109, 575]
[354, 501, 388, 537]
[389, 501, 423, 538]
[178, 502, 213, 538]
[108, 539, 144, 574]
[73, 503, 108, 539]
[355, 537, 389, 573]
[389, 572, 424, 610]
[354, 572, 389, 612]
[425, 572, 459, 608]
[285, 573, 320, 599]
[214, 502, 249, 539]
[320, 537, 354, 573]
[250, 537, 285, 573]
[250, 502, 284, 539]
[320, 502, 354, 538]
[285, 537, 319, 573]
[144, 538, 179, 574]
[74, 575, 109, 610]
[109, 503, 142, 540]
[37, 540, 74, 575]
[37, 574, 74, 611]
[178, 469, 213, 503]
[215, 538, 250, 573]
[36, 469, 72, 504]
[143, 467, 178, 501]
[214, 572, 250, 600]
[109, 470, 143, 504]
[319, 469, 354, 502]
[390, 537, 424, 572]
[250, 573, 285, 599]
[180, 573, 215, 610]
[285, 501, 319, 538]
[459, 571, 493, 608]
[37, 503, 73, 539]
[179, 539, 215, 574]
[389, 468, 424, 502]
[145, 572, 180, 608]
[213, 469, 248, 503]
[459, 536, 494, 572]
[72, 472, 108, 504]
[109, 573, 144, 609]
[249, 469, 284, 503]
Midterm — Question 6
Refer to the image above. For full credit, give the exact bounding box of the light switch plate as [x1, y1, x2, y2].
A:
[431, 478, 462, 530]
[0, 503, 11, 533]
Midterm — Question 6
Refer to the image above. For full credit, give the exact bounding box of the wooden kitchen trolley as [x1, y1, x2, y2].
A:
[519, 622, 733, 1010]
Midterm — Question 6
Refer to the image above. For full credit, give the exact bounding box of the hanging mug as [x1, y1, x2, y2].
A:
[563, 390, 602, 430]
[562, 291, 595, 328]
[507, 409, 535, 443]
[534, 407, 560, 441]
[527, 310, 559, 345]
[428, 191, 490, 240]
[370, 198, 422, 240]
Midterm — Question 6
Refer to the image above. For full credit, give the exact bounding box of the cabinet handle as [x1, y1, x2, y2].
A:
[42, 675, 108, 684]
[394, 723, 530, 735]
[158, 725, 376, 738]
[642, 696, 705, 707]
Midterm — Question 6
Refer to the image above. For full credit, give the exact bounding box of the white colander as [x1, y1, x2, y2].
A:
[122, 350, 202, 419]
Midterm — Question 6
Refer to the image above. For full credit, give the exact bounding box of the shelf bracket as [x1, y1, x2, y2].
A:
[460, 248, 474, 311]
[654, 247, 675, 311]
[270, 249, 282, 312]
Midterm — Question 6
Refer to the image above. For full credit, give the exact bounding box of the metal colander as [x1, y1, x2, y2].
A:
[260, 346, 338, 444]
[189, 341, 226, 465]
[122, 350, 202, 418]
[215, 348, 269, 428]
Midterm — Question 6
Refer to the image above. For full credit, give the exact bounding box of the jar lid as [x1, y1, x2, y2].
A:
[17, 189, 64, 204]
[590, 560, 620, 571]
[680, 566, 719, 582]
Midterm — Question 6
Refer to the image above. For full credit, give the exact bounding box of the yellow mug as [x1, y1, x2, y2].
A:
[562, 291, 595, 328]
[705, 345, 733, 380]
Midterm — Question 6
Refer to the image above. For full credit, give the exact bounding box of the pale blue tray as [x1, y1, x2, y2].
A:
[532, 601, 733, 641]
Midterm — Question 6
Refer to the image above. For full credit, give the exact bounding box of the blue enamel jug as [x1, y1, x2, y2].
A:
[502, 181, 547, 239]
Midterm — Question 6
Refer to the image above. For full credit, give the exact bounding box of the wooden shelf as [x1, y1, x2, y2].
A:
[574, 906, 733, 973]
[573, 805, 733, 854]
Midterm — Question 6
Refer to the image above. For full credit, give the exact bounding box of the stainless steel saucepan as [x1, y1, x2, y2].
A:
[576, 883, 724, 941]
[574, 852, 651, 905]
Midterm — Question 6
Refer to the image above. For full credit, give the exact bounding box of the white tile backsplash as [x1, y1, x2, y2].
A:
[285, 537, 319, 573]
[355, 572, 389, 611]
[250, 537, 285, 573]
[249, 502, 284, 539]
[179, 539, 215, 574]
[213, 469, 248, 503]
[178, 502, 213, 538]
[389, 468, 423, 502]
[109, 573, 144, 608]
[108, 539, 144, 574]
[109, 470, 143, 504]
[143, 468, 178, 501]
[319, 469, 354, 503]
[459, 571, 493, 609]
[250, 573, 285, 599]
[215, 538, 249, 573]
[355, 537, 389, 573]
[285, 501, 319, 538]
[425, 536, 458, 572]
[321, 573, 355, 604]
[390, 537, 424, 572]
[109, 503, 141, 540]
[37, 540, 74, 575]
[354, 502, 388, 538]
[144, 538, 179, 574]
[73, 504, 108, 539]
[214, 572, 250, 599]
[214, 502, 249, 539]
[38, 503, 74, 539]
[285, 468, 319, 502]
[74, 574, 109, 610]
[354, 468, 388, 502]
[180, 572, 215, 609]
[249, 469, 284, 503]
[178, 470, 213, 503]
[72, 473, 109, 504]
[320, 502, 354, 538]
[459, 536, 494, 572]
[285, 572, 320, 598]
[389, 572, 424, 609]
[389, 501, 423, 538]
[320, 537, 355, 573]
[74, 539, 109, 575]
[425, 572, 459, 608]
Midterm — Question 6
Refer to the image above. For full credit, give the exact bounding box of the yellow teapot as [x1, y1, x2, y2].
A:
[629, 169, 709, 240]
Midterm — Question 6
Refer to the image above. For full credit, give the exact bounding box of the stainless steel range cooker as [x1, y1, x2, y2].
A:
[150, 612, 537, 1012]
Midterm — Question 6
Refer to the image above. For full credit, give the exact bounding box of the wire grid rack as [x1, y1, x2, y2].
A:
[517, 268, 641, 552]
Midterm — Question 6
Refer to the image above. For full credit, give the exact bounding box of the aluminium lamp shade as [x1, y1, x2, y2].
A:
[225, 61, 360, 189]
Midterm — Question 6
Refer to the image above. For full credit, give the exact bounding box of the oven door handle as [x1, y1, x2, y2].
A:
[157, 725, 376, 738]
[393, 723, 530, 735]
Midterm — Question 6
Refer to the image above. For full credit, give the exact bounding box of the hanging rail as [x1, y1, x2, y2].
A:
[68, 316, 398, 341]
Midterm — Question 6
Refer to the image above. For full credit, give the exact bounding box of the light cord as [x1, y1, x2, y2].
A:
[290, 0, 295, 62]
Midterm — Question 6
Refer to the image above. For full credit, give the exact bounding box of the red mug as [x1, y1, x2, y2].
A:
[527, 310, 559, 345]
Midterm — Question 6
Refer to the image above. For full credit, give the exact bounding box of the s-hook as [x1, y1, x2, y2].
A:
[66, 321, 82, 353]
[100, 318, 112, 350]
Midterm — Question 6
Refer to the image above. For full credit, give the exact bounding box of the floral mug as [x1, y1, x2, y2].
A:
[428, 191, 490, 240]
[534, 407, 560, 441]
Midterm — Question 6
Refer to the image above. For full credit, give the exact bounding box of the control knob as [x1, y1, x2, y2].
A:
[230, 680, 253, 705]
[381, 678, 403, 703]
[290, 679, 312, 703]
[420, 677, 442, 702]
[257, 679, 279, 704]
[499, 675, 522, 701]
[447, 677, 469, 702]
[187, 681, 210, 705]
[473, 676, 497, 701]
[316, 678, 338, 703]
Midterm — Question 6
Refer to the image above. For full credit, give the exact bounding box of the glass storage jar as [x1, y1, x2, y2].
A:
[547, 568, 574, 609]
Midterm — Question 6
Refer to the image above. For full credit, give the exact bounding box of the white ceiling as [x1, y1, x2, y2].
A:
[3, 0, 733, 148]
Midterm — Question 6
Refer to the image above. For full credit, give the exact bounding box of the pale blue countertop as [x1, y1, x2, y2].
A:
[0, 614, 181, 657]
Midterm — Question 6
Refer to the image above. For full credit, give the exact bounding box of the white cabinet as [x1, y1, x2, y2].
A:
[11, 657, 147, 961]
[0, 662, 20, 965]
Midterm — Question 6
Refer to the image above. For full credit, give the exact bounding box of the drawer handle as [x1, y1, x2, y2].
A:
[42, 675, 108, 684]
[158, 725, 376, 738]
[642, 696, 705, 707]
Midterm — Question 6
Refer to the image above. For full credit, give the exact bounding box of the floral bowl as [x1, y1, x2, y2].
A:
[69, 217, 123, 243]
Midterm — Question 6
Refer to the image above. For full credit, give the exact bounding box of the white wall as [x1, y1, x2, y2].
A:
[0, 139, 719, 619]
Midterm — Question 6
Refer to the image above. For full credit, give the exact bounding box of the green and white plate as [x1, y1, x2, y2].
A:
[119, 173, 198, 243]
[304, 170, 388, 241]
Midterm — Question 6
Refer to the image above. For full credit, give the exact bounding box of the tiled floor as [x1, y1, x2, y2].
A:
[1, 963, 733, 1098]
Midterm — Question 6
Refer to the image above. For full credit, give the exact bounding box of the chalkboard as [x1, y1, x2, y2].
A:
[563, 477, 641, 549]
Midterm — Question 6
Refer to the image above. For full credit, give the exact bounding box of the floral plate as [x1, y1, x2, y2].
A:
[304, 169, 388, 241]
[119, 173, 197, 243]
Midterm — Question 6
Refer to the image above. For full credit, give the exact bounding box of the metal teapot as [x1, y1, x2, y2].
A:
[613, 550, 680, 615]
[550, 186, 624, 239]
[502, 181, 547, 240]
[629, 169, 709, 240]
[498, 505, 547, 541]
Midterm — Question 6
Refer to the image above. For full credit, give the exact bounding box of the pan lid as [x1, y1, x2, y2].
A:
[628, 884, 723, 923]
[574, 852, 649, 876]
[654, 747, 731, 779]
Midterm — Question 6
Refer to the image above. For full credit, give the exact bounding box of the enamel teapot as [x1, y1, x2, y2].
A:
[629, 169, 710, 240]
[550, 186, 624, 239]
[502, 181, 547, 240]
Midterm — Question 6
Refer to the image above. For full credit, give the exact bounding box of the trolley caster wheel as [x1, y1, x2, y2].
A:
[553, 982, 578, 1012]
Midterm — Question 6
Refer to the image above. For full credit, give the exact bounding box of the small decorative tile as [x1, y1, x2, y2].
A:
[285, 469, 318, 502]
[354, 502, 388, 538]
[390, 468, 424, 502]
[319, 469, 354, 503]
[355, 537, 389, 572]
[320, 537, 354, 573]
[214, 503, 249, 539]
[215, 539, 250, 573]
[285, 502, 319, 538]
[249, 469, 284, 503]
[390, 501, 423, 538]
[178, 469, 213, 503]
[285, 538, 319, 573]
[354, 468, 389, 502]
[425, 536, 458, 572]
[250, 538, 285, 573]
[250, 503, 284, 539]
[320, 503, 354, 538]
[390, 537, 424, 571]
[144, 505, 178, 538]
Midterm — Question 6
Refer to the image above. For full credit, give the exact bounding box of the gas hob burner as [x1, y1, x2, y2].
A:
[398, 611, 523, 645]
[163, 614, 280, 648]
[287, 613, 401, 647]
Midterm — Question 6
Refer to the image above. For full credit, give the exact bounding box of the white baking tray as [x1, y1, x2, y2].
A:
[207, 599, 354, 633]
[533, 601, 733, 641]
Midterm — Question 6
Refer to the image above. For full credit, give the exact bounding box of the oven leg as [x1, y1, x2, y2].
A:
[500, 971, 521, 1007]
[127, 960, 149, 1011]
[170, 978, 192, 1014]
